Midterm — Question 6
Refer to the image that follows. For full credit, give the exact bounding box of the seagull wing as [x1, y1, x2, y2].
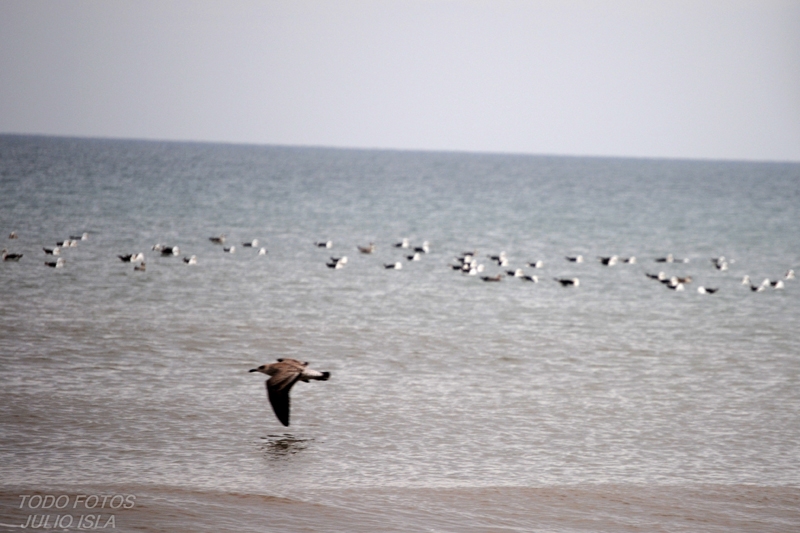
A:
[266, 365, 302, 427]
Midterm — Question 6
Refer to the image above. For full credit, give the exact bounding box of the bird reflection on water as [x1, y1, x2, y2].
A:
[259, 434, 312, 459]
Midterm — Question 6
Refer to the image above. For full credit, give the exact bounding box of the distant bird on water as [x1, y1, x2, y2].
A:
[554, 277, 580, 287]
[565, 255, 584, 263]
[8, 231, 18, 239]
[242, 239, 259, 248]
[357, 243, 375, 254]
[43, 247, 61, 256]
[183, 255, 197, 265]
[118, 253, 144, 263]
[2, 249, 23, 261]
[45, 258, 65, 268]
[327, 256, 347, 269]
[209, 235, 226, 244]
[153, 244, 179, 256]
[250, 358, 330, 427]
[315, 240, 333, 248]
[655, 254, 688, 263]
[414, 241, 430, 254]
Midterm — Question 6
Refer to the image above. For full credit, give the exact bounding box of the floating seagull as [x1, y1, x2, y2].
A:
[8, 231, 18, 239]
[223, 246, 235, 253]
[250, 358, 330, 427]
[407, 252, 421, 261]
[242, 239, 259, 248]
[327, 256, 347, 269]
[153, 244, 179, 255]
[459, 254, 476, 265]
[414, 241, 430, 254]
[394, 238, 410, 248]
[522, 274, 538, 282]
[621, 257, 636, 264]
[384, 262, 403, 270]
[711, 256, 729, 270]
[315, 240, 333, 248]
[357, 243, 375, 254]
[134, 262, 146, 272]
[565, 255, 584, 263]
[769, 280, 785, 289]
[526, 260, 544, 268]
[183, 255, 197, 265]
[258, 247, 267, 256]
[646, 272, 667, 280]
[487, 252, 507, 266]
[667, 281, 684, 291]
[70, 232, 88, 241]
[786, 269, 795, 280]
[2, 249, 23, 261]
[481, 274, 504, 282]
[655, 254, 689, 263]
[57, 239, 78, 248]
[554, 277, 580, 287]
[741, 275, 751, 285]
[697, 286, 718, 294]
[506, 268, 525, 278]
[598, 255, 618, 266]
[118, 253, 144, 263]
[43, 247, 60, 256]
[675, 276, 693, 284]
[471, 264, 486, 275]
[44, 258, 65, 268]
[209, 235, 226, 244]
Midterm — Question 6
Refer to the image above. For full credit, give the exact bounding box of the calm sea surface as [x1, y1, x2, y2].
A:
[1, 135, 799, 531]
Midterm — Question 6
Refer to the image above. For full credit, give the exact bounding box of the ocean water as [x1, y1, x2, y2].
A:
[1, 135, 799, 531]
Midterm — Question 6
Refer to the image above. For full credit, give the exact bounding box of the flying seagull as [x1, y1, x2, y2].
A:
[249, 358, 330, 427]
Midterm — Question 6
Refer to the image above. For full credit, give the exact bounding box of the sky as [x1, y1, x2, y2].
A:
[1, 0, 799, 162]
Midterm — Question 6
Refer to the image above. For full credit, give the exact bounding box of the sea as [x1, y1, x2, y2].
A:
[1, 135, 799, 532]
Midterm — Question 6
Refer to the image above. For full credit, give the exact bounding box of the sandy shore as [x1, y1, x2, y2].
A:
[2, 484, 799, 532]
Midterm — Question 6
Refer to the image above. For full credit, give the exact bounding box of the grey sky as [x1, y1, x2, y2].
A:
[1, 0, 799, 161]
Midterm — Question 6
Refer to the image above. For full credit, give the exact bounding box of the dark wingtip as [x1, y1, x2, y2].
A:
[321, 371, 331, 380]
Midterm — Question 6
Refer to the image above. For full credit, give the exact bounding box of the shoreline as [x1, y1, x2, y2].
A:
[2, 483, 798, 532]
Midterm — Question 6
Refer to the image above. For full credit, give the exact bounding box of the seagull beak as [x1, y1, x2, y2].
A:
[249, 368, 259, 373]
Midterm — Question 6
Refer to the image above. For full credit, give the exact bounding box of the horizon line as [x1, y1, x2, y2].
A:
[2, 131, 798, 166]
